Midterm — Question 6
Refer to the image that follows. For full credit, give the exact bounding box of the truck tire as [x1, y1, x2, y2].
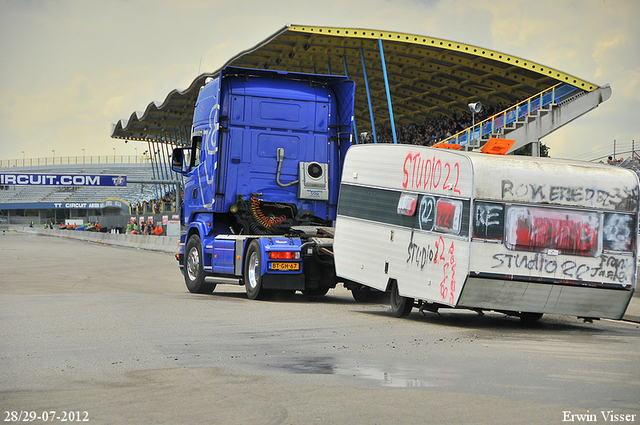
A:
[244, 240, 265, 300]
[185, 234, 216, 294]
[390, 280, 413, 318]
[351, 285, 372, 303]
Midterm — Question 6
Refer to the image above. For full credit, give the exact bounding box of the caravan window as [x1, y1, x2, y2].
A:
[602, 212, 636, 252]
[416, 195, 467, 236]
[473, 202, 505, 240]
[474, 201, 636, 256]
[504, 206, 602, 257]
[434, 198, 463, 234]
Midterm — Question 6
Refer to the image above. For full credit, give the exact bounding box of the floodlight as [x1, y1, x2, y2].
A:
[468, 102, 482, 113]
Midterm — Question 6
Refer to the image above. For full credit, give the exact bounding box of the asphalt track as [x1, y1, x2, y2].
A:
[1, 231, 639, 424]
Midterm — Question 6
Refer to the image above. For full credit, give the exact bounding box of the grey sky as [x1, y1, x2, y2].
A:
[1, 0, 638, 162]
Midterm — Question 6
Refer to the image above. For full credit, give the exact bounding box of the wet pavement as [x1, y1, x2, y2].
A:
[1, 231, 639, 424]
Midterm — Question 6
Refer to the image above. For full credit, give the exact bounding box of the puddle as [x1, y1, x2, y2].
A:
[274, 356, 335, 375]
[270, 356, 454, 388]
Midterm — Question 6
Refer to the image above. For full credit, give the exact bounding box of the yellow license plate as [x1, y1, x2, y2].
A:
[270, 262, 300, 271]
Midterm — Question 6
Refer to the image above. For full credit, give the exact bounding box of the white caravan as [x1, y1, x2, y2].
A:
[334, 144, 638, 322]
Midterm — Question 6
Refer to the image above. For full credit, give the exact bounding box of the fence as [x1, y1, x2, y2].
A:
[0, 155, 150, 168]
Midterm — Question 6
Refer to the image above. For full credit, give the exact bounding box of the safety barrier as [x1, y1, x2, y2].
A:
[12, 226, 179, 254]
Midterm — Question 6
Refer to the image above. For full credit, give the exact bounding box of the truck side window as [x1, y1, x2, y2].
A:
[191, 133, 202, 168]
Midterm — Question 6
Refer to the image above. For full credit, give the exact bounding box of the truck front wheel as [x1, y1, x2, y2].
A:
[390, 280, 413, 318]
[244, 240, 265, 300]
[185, 234, 216, 294]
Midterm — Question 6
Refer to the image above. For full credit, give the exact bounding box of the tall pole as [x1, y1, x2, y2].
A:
[378, 39, 397, 144]
[342, 55, 358, 145]
[360, 48, 377, 144]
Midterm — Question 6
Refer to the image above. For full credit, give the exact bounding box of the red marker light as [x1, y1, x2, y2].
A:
[268, 251, 300, 260]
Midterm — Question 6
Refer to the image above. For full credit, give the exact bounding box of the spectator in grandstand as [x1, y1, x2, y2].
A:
[372, 98, 523, 146]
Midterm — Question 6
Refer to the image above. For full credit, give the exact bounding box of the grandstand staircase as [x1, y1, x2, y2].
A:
[440, 83, 612, 154]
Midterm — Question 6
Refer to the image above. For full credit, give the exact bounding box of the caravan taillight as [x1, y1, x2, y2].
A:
[397, 193, 418, 216]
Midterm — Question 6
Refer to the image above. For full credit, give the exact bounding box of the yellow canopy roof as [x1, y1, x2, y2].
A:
[111, 24, 599, 142]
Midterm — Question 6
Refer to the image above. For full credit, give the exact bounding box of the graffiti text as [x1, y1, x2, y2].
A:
[403, 153, 461, 194]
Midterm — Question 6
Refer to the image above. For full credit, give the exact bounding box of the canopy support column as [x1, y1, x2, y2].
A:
[360, 48, 377, 144]
[160, 136, 172, 196]
[148, 140, 161, 202]
[378, 39, 397, 144]
[343, 56, 359, 145]
[531, 139, 540, 157]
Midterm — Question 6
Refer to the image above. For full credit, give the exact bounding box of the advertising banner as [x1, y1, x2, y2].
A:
[0, 173, 126, 186]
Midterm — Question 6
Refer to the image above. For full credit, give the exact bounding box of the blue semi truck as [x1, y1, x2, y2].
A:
[172, 67, 356, 299]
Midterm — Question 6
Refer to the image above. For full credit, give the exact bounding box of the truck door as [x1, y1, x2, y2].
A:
[182, 130, 207, 222]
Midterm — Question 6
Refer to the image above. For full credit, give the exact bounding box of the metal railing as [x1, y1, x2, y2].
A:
[0, 155, 151, 168]
[440, 83, 579, 147]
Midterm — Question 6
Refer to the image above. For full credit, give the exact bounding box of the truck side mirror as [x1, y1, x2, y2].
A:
[172, 148, 185, 174]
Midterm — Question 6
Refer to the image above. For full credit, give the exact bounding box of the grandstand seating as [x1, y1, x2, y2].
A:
[438, 83, 611, 152]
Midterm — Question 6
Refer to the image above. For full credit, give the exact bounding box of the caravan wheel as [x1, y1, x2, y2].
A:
[390, 281, 413, 318]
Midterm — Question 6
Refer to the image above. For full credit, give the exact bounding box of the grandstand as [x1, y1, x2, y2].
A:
[111, 24, 611, 158]
[0, 162, 177, 226]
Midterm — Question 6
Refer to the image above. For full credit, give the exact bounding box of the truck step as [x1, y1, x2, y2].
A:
[204, 276, 242, 285]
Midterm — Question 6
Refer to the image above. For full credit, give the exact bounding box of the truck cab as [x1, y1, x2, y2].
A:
[173, 67, 355, 299]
